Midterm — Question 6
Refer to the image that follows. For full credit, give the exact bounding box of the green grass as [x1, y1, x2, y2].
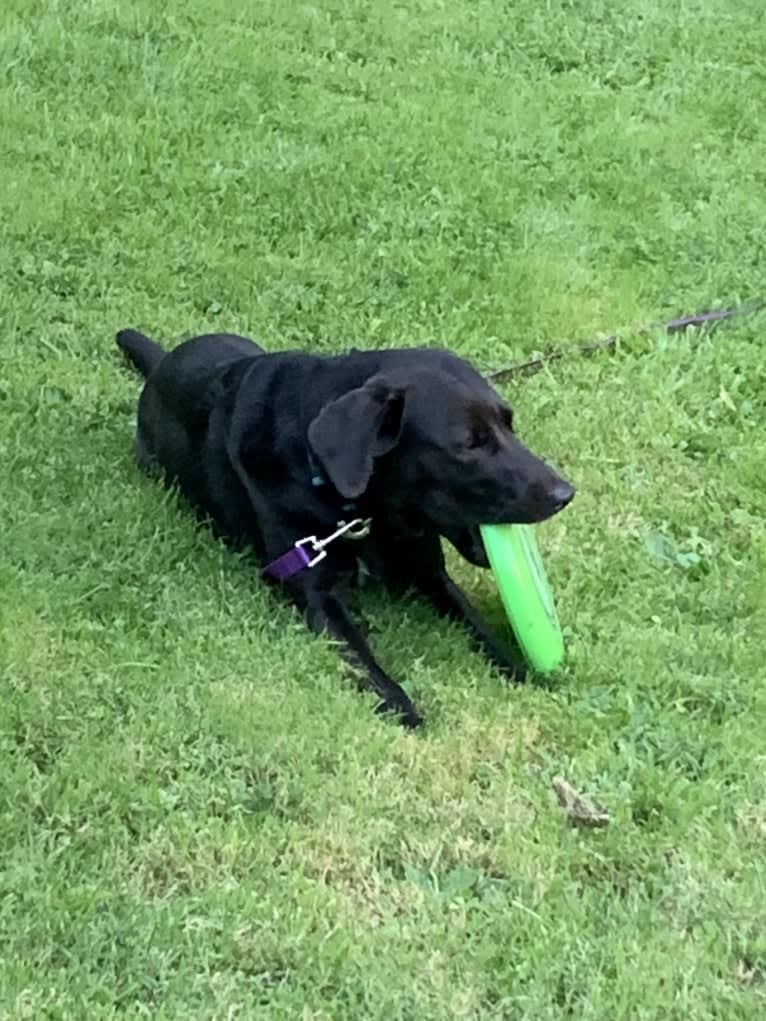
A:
[2, 0, 766, 1017]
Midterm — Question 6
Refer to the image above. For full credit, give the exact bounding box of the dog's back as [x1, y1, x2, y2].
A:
[117, 330, 264, 509]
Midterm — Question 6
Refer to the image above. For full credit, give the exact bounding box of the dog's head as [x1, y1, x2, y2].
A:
[308, 352, 574, 533]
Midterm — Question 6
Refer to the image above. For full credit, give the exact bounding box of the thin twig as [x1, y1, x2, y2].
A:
[487, 298, 766, 382]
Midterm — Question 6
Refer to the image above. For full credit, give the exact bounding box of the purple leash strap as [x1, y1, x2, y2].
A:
[263, 518, 372, 582]
[263, 542, 314, 581]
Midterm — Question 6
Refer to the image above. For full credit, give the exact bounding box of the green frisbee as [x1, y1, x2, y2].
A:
[479, 523, 564, 674]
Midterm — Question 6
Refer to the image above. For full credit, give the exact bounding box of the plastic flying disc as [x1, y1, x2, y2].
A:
[479, 523, 564, 674]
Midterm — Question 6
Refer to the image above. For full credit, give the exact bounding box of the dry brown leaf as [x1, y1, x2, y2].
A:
[552, 776, 610, 828]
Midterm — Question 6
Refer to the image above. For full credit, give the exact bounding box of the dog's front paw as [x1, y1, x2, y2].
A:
[494, 656, 527, 683]
[375, 698, 424, 729]
[477, 639, 527, 682]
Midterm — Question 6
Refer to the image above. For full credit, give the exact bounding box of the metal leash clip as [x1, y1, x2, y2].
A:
[335, 518, 372, 541]
[295, 517, 372, 567]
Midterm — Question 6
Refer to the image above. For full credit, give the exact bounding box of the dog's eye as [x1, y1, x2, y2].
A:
[466, 423, 492, 450]
[499, 407, 514, 432]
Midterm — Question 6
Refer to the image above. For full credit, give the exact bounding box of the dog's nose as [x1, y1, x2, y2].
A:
[548, 479, 575, 513]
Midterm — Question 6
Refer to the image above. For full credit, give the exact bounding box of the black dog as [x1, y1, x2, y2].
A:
[117, 329, 574, 727]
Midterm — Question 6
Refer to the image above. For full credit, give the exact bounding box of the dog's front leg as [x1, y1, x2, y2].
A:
[382, 532, 527, 682]
[286, 573, 423, 729]
[416, 567, 527, 682]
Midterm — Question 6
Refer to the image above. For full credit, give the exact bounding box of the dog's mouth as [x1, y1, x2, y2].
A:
[484, 486, 576, 527]
[441, 525, 491, 568]
[437, 506, 558, 561]
[489, 505, 565, 526]
[427, 479, 575, 561]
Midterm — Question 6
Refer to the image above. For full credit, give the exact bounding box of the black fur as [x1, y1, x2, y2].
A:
[117, 328, 575, 727]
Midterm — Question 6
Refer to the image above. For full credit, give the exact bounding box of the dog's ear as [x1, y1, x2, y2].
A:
[308, 376, 405, 499]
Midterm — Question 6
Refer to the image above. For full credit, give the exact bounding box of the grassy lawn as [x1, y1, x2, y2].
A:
[2, 0, 766, 1016]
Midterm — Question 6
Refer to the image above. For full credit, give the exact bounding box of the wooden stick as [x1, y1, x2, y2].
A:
[486, 299, 766, 382]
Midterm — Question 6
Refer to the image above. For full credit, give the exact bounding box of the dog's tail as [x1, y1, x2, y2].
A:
[116, 328, 166, 378]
